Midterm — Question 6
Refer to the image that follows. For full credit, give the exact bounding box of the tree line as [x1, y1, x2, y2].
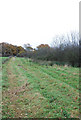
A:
[0, 42, 26, 57]
[0, 32, 80, 67]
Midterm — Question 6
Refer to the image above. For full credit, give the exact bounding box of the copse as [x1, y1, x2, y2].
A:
[32, 32, 79, 67]
[37, 44, 50, 50]
[1, 31, 79, 67]
[1, 42, 26, 57]
[51, 32, 79, 67]
[50, 32, 78, 64]
[33, 44, 50, 60]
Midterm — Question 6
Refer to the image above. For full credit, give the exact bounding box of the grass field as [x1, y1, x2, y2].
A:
[0, 57, 2, 119]
[2, 57, 8, 63]
[2, 57, 79, 118]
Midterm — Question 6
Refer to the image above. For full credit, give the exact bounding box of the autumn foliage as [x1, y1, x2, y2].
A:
[0, 42, 26, 57]
[0, 32, 79, 67]
[37, 44, 50, 49]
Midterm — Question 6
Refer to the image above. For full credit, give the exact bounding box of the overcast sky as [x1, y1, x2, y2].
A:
[0, 0, 79, 48]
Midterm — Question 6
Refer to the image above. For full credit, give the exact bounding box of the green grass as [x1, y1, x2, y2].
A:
[2, 57, 8, 63]
[0, 57, 2, 119]
[2, 57, 79, 118]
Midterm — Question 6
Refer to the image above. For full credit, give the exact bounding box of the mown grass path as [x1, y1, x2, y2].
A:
[2, 57, 79, 118]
